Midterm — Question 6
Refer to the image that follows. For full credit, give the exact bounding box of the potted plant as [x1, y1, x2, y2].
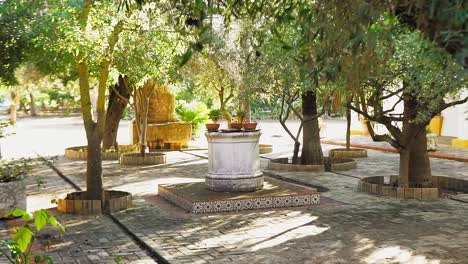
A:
[231, 109, 247, 130]
[206, 109, 222, 131]
[0, 159, 30, 218]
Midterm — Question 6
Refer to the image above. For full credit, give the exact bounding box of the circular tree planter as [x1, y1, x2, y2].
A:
[65, 145, 137, 160]
[358, 175, 468, 200]
[329, 148, 368, 158]
[268, 157, 356, 172]
[119, 152, 166, 165]
[57, 190, 132, 214]
[259, 144, 273, 154]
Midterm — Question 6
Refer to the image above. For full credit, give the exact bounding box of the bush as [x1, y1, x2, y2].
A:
[0, 159, 30, 183]
[176, 100, 208, 136]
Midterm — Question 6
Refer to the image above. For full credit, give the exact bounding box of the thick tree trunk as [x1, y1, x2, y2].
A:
[345, 105, 351, 150]
[398, 148, 410, 187]
[86, 130, 104, 200]
[29, 93, 37, 116]
[408, 128, 432, 187]
[102, 75, 131, 151]
[301, 91, 324, 165]
[139, 108, 148, 156]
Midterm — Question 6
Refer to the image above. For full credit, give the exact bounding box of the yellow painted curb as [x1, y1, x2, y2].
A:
[350, 130, 364, 135]
[451, 139, 468, 148]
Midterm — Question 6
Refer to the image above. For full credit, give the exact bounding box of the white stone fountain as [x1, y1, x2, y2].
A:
[205, 131, 263, 192]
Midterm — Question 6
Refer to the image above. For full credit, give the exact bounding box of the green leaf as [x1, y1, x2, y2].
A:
[35, 210, 48, 231]
[13, 226, 34, 252]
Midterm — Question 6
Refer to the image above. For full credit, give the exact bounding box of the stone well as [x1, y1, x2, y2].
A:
[131, 82, 191, 150]
[205, 131, 263, 192]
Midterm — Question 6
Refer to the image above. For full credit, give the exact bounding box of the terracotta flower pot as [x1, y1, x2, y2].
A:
[206, 123, 220, 131]
[243, 122, 257, 130]
[230, 123, 243, 130]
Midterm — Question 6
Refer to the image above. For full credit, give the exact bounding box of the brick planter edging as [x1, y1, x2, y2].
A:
[268, 157, 357, 172]
[329, 148, 368, 158]
[57, 190, 132, 214]
[321, 140, 468, 162]
[120, 153, 167, 165]
[358, 176, 468, 200]
[268, 158, 325, 172]
[65, 145, 137, 160]
[259, 144, 273, 154]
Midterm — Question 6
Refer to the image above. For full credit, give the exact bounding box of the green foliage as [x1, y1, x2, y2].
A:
[176, 100, 208, 135]
[235, 109, 247, 123]
[0, 209, 65, 263]
[208, 109, 222, 123]
[0, 159, 30, 183]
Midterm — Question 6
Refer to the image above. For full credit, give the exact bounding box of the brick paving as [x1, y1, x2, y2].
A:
[1, 145, 468, 263]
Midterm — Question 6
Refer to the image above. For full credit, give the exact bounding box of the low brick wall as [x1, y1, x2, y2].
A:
[358, 176, 468, 200]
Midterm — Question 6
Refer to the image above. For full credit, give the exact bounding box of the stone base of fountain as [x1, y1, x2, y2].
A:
[158, 177, 320, 213]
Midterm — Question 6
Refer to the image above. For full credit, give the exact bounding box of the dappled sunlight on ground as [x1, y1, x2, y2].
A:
[364, 246, 440, 264]
[195, 212, 329, 252]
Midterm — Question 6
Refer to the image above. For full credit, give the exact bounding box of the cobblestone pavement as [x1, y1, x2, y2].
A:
[1, 144, 468, 264]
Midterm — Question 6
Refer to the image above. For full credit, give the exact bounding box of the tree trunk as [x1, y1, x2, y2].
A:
[398, 148, 410, 187]
[29, 93, 37, 116]
[408, 128, 432, 187]
[102, 75, 131, 151]
[292, 141, 300, 164]
[301, 91, 324, 165]
[86, 130, 104, 200]
[345, 105, 351, 150]
[10, 103, 17, 125]
[139, 105, 148, 156]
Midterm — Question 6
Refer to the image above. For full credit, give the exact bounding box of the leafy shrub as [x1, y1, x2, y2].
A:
[1, 209, 65, 263]
[0, 159, 30, 183]
[208, 109, 222, 123]
[176, 100, 208, 136]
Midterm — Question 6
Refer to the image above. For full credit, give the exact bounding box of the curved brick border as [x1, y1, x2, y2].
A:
[358, 176, 468, 200]
[329, 148, 368, 158]
[65, 145, 137, 160]
[120, 153, 167, 165]
[321, 140, 468, 162]
[268, 158, 325, 172]
[58, 190, 132, 214]
[259, 144, 273, 154]
[268, 157, 357, 172]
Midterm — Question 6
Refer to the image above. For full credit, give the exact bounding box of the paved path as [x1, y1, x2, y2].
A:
[1, 145, 466, 263]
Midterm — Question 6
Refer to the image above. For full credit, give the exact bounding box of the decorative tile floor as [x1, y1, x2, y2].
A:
[158, 177, 320, 213]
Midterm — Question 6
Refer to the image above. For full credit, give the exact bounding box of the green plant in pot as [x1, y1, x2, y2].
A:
[231, 109, 247, 130]
[206, 109, 222, 131]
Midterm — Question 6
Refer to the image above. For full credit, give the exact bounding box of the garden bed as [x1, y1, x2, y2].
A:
[358, 176, 468, 200]
[119, 152, 166, 165]
[57, 190, 132, 214]
[329, 148, 368, 158]
[64, 145, 137, 160]
[268, 157, 357, 172]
